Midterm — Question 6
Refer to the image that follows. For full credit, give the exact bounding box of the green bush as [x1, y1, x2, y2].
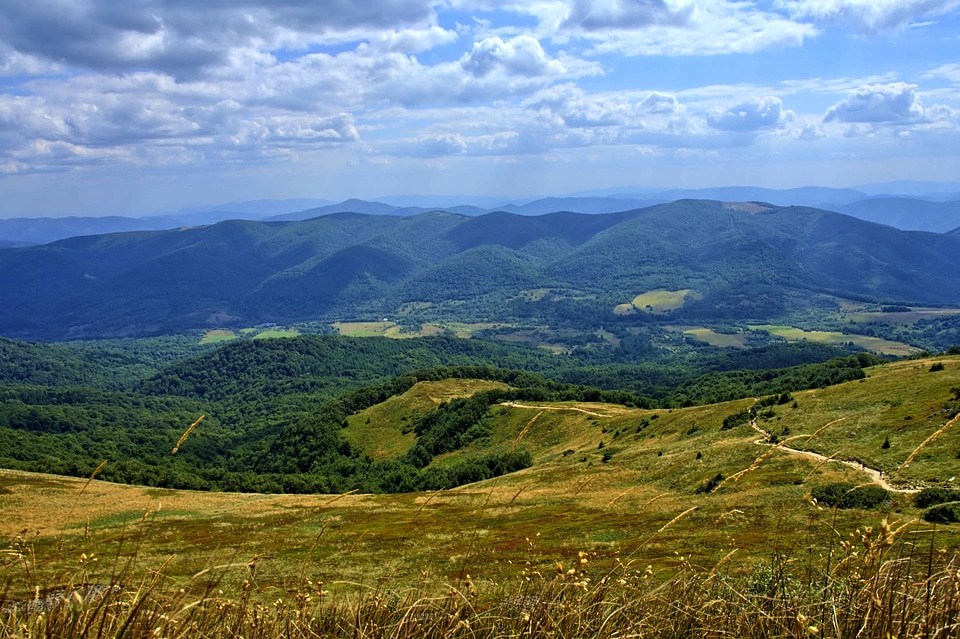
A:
[924, 504, 960, 524]
[722, 409, 751, 430]
[915, 487, 960, 509]
[696, 473, 724, 494]
[812, 483, 889, 509]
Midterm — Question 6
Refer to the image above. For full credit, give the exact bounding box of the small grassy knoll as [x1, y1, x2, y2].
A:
[632, 289, 694, 313]
[342, 379, 510, 460]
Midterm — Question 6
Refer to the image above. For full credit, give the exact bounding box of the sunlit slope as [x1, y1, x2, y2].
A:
[338, 356, 958, 497]
[1, 357, 958, 595]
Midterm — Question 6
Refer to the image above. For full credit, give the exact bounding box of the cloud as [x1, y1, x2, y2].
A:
[416, 133, 468, 156]
[774, 0, 960, 34]
[461, 35, 564, 78]
[370, 26, 459, 53]
[707, 97, 795, 132]
[921, 63, 960, 83]
[499, 0, 817, 56]
[797, 122, 826, 140]
[640, 92, 684, 114]
[560, 0, 692, 31]
[0, 0, 441, 78]
[824, 83, 927, 123]
[524, 83, 641, 128]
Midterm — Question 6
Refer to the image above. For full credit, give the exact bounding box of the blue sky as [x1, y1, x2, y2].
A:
[0, 0, 959, 216]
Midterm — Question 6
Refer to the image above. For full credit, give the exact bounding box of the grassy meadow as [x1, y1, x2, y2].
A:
[2, 357, 960, 637]
[682, 327, 750, 348]
[752, 325, 921, 357]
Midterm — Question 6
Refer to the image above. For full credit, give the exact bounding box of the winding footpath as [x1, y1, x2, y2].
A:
[750, 420, 920, 494]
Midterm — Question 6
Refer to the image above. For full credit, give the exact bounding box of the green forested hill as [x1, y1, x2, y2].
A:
[0, 329, 888, 494]
[2, 200, 960, 339]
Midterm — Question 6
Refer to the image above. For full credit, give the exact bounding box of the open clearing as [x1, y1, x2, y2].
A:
[842, 308, 960, 325]
[334, 321, 504, 339]
[752, 324, 921, 356]
[682, 327, 748, 347]
[252, 328, 300, 339]
[631, 289, 694, 313]
[199, 329, 237, 345]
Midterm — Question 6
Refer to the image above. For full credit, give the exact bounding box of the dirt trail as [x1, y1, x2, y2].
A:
[750, 421, 919, 494]
[500, 402, 613, 418]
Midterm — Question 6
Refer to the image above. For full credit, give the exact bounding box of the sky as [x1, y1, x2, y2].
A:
[1, 0, 959, 217]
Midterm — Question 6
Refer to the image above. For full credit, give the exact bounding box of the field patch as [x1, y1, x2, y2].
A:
[752, 325, 921, 356]
[332, 321, 395, 336]
[631, 289, 694, 313]
[843, 308, 960, 325]
[682, 327, 748, 348]
[252, 327, 300, 339]
[199, 329, 237, 345]
[334, 321, 499, 339]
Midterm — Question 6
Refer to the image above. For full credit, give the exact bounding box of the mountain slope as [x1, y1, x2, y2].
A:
[3, 201, 960, 339]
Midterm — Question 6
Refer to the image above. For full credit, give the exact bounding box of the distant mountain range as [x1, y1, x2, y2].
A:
[3, 183, 960, 246]
[2, 199, 960, 340]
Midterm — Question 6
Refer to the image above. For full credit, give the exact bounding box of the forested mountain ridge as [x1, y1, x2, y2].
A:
[2, 200, 960, 340]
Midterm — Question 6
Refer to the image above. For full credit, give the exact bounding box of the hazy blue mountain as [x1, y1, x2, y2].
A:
[495, 197, 664, 215]
[375, 195, 510, 209]
[0, 216, 174, 246]
[171, 198, 334, 216]
[0, 200, 326, 245]
[445, 205, 489, 216]
[608, 186, 869, 207]
[853, 181, 960, 198]
[830, 198, 960, 233]
[267, 199, 428, 221]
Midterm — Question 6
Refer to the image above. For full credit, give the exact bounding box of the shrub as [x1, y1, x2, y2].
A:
[930, 362, 945, 372]
[696, 473, 724, 494]
[812, 483, 889, 509]
[924, 504, 960, 524]
[722, 409, 751, 430]
[915, 487, 960, 509]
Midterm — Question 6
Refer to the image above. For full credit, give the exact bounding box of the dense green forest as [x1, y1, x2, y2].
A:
[0, 333, 895, 494]
[3, 201, 960, 340]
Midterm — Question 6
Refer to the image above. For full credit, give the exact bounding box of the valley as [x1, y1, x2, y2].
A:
[2, 198, 960, 637]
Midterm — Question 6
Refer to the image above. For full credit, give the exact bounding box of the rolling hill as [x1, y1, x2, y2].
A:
[2, 200, 960, 340]
[1, 353, 958, 618]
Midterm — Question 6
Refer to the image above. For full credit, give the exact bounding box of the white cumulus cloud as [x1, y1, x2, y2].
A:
[824, 83, 927, 123]
[708, 97, 795, 132]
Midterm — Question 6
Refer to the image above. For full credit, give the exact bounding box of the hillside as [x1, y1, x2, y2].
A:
[2, 201, 960, 339]
[1, 354, 958, 617]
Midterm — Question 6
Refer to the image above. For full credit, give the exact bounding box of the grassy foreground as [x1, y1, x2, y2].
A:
[2, 357, 960, 637]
